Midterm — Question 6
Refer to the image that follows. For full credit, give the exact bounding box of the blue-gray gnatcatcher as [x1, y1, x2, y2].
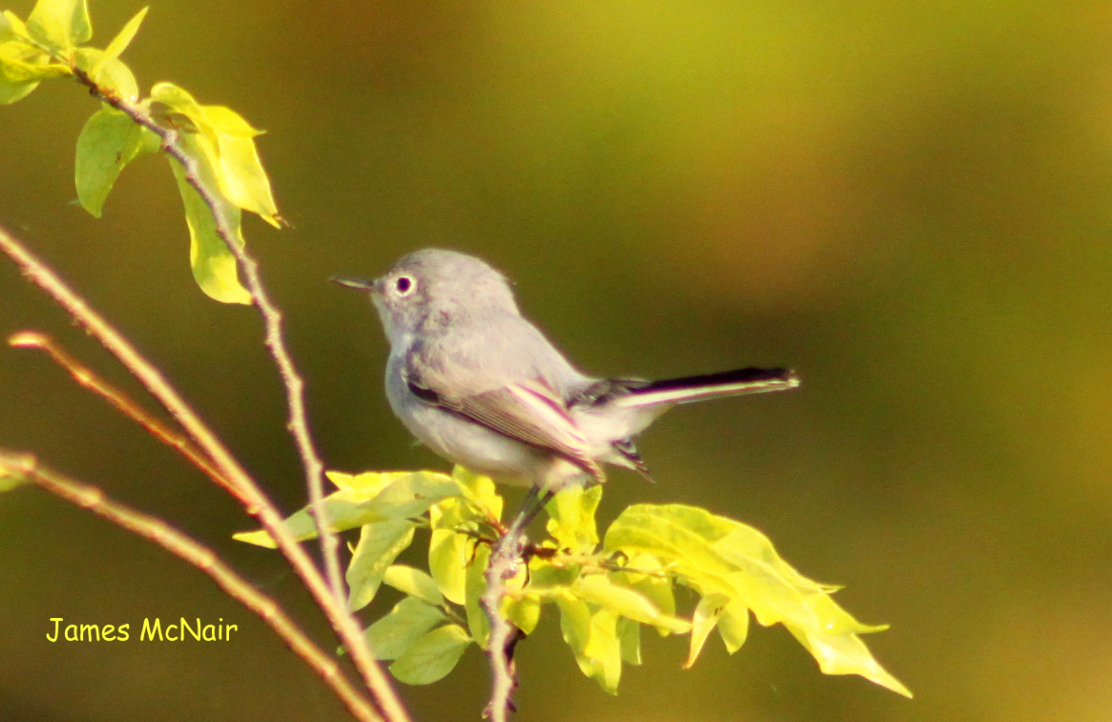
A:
[334, 249, 799, 494]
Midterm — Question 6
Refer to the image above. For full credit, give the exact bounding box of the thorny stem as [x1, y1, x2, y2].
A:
[0, 450, 380, 722]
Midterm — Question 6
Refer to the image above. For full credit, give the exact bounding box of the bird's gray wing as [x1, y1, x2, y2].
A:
[405, 366, 603, 480]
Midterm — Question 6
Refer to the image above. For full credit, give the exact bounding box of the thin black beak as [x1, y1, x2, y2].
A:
[330, 276, 378, 292]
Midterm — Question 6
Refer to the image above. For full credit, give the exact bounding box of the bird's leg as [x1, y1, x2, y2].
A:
[481, 485, 553, 721]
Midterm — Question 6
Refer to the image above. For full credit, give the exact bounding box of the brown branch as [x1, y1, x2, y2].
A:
[0, 226, 409, 722]
[7, 331, 237, 499]
[0, 450, 380, 722]
[481, 488, 551, 722]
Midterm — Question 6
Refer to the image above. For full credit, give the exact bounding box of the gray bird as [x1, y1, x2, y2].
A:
[333, 249, 799, 496]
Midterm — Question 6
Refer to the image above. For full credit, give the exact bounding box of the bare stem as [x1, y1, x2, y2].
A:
[0, 450, 380, 722]
[0, 226, 410, 722]
[7, 331, 237, 498]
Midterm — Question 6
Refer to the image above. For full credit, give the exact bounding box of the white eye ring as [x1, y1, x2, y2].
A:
[393, 274, 416, 296]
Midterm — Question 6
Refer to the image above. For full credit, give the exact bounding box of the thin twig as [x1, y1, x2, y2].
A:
[0, 450, 379, 722]
[71, 63, 346, 612]
[0, 226, 410, 722]
[7, 331, 237, 498]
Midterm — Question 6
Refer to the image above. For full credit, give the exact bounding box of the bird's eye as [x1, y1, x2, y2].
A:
[394, 275, 415, 296]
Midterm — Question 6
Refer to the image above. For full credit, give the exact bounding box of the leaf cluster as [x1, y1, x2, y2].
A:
[237, 467, 912, 697]
[1, 0, 280, 303]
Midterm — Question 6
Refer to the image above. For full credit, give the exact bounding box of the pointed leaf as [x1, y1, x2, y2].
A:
[358, 471, 462, 520]
[428, 514, 469, 605]
[233, 471, 455, 547]
[346, 520, 416, 611]
[685, 592, 729, 668]
[555, 592, 591, 659]
[384, 565, 444, 606]
[617, 616, 641, 666]
[363, 596, 446, 661]
[0, 12, 24, 42]
[464, 544, 491, 648]
[326, 470, 398, 494]
[787, 622, 912, 697]
[27, 0, 91, 52]
[75, 107, 152, 216]
[556, 594, 622, 694]
[718, 598, 750, 654]
[389, 624, 471, 685]
[168, 141, 252, 304]
[202, 105, 280, 227]
[604, 504, 911, 697]
[93, 6, 146, 73]
[569, 574, 690, 634]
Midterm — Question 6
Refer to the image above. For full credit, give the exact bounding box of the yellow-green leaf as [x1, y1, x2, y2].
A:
[26, 0, 91, 53]
[428, 516, 469, 605]
[718, 598, 750, 654]
[604, 504, 911, 697]
[75, 106, 153, 216]
[384, 565, 444, 607]
[503, 590, 542, 636]
[346, 520, 416, 611]
[464, 544, 491, 649]
[556, 594, 622, 694]
[150, 84, 281, 228]
[389, 624, 471, 685]
[685, 592, 729, 669]
[0, 39, 65, 82]
[93, 6, 146, 74]
[616, 616, 641, 666]
[610, 552, 676, 623]
[545, 484, 601, 552]
[359, 471, 461, 520]
[168, 136, 251, 304]
[202, 105, 280, 227]
[0, 73, 38, 104]
[364, 596, 446, 661]
[233, 471, 445, 548]
[787, 622, 912, 698]
[74, 47, 137, 101]
[1, 11, 30, 43]
[149, 82, 217, 156]
[452, 466, 502, 522]
[555, 592, 591, 659]
[0, 467, 28, 492]
[325, 470, 398, 494]
[569, 574, 690, 634]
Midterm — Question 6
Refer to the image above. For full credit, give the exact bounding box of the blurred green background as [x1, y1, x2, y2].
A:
[3, 0, 1112, 720]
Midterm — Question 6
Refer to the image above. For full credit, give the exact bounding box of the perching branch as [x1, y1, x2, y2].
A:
[481, 487, 552, 722]
[0, 226, 410, 722]
[0, 450, 381, 722]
